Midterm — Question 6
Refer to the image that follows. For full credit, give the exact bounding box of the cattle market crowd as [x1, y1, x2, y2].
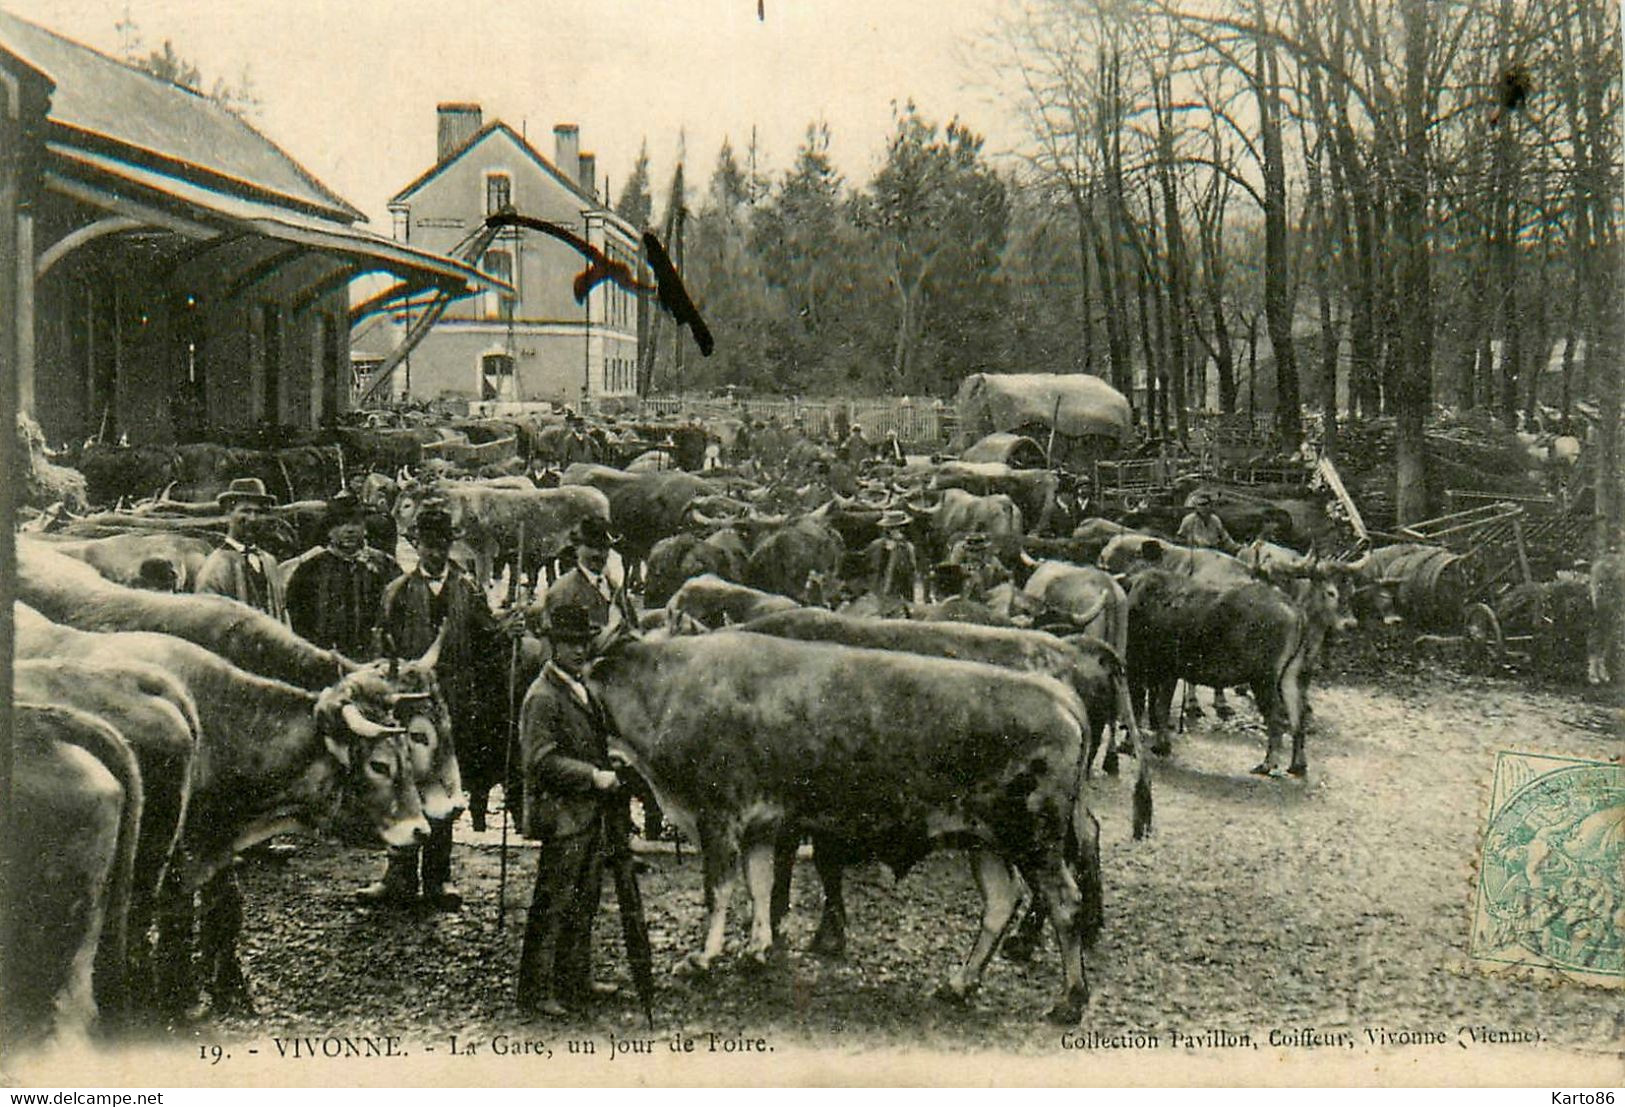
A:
[7, 394, 1622, 1052]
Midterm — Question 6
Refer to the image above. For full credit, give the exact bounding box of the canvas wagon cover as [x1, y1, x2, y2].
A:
[955, 373, 1132, 443]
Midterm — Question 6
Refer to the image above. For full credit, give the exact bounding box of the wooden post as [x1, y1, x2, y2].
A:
[1512, 516, 1532, 584]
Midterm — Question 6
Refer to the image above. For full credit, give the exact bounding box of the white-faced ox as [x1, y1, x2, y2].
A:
[578, 632, 1100, 1023]
[15, 603, 446, 1018]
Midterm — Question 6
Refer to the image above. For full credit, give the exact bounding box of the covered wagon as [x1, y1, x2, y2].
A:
[954, 373, 1132, 469]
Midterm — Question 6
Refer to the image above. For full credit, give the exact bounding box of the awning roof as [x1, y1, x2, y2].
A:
[48, 143, 510, 293]
[0, 10, 362, 222]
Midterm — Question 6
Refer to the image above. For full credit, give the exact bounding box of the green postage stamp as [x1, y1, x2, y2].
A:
[1472, 752, 1624, 987]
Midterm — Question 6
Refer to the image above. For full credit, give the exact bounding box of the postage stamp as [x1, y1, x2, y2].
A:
[1471, 752, 1624, 987]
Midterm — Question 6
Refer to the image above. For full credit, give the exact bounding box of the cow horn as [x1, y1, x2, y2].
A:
[389, 691, 434, 703]
[416, 624, 447, 671]
[1018, 550, 1039, 568]
[341, 702, 401, 739]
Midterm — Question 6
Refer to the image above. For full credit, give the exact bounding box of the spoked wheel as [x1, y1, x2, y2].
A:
[1464, 603, 1504, 666]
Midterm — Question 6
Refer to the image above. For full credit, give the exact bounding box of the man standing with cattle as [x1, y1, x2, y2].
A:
[515, 603, 625, 1018]
[194, 477, 289, 624]
[285, 492, 400, 660]
[1177, 490, 1241, 554]
[545, 516, 631, 634]
[860, 509, 921, 611]
[360, 505, 514, 910]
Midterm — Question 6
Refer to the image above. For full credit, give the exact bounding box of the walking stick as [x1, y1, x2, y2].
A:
[497, 522, 526, 931]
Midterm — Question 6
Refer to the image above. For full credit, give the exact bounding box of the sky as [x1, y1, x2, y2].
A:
[6, 0, 1022, 228]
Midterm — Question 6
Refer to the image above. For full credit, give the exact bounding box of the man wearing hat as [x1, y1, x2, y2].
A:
[545, 516, 628, 634]
[363, 504, 510, 909]
[946, 530, 1010, 602]
[841, 422, 871, 465]
[1177, 490, 1240, 554]
[860, 509, 920, 609]
[285, 492, 401, 659]
[516, 602, 624, 1017]
[343, 469, 399, 555]
[195, 477, 288, 623]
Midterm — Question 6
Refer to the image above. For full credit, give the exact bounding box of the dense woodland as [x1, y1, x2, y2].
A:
[619, 0, 1620, 529]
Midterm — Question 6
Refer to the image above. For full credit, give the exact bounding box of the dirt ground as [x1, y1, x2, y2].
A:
[191, 661, 1622, 1059]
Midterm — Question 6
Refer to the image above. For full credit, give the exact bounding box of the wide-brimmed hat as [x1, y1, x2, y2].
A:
[573, 515, 619, 550]
[877, 509, 911, 530]
[1185, 489, 1216, 508]
[218, 477, 277, 509]
[323, 491, 364, 531]
[959, 531, 993, 551]
[546, 603, 597, 643]
[414, 506, 455, 547]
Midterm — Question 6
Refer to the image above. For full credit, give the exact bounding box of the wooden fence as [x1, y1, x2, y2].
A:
[584, 394, 958, 450]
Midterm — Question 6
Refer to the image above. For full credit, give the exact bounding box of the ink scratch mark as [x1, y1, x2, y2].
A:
[484, 210, 714, 357]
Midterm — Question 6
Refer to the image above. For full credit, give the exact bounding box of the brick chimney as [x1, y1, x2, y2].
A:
[553, 123, 580, 185]
[578, 152, 597, 199]
[437, 103, 482, 162]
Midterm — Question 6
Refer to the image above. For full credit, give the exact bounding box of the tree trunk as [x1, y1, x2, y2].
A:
[1393, 0, 1433, 525]
[1255, 3, 1300, 445]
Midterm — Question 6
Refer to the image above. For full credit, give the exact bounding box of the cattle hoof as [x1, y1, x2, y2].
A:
[742, 948, 774, 973]
[1249, 762, 1276, 777]
[932, 980, 973, 1007]
[1287, 763, 1308, 778]
[1101, 751, 1120, 776]
[470, 811, 487, 833]
[1150, 742, 1172, 758]
[808, 928, 847, 959]
[1044, 987, 1089, 1025]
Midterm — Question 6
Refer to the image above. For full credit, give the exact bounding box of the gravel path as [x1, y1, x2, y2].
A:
[211, 669, 1621, 1057]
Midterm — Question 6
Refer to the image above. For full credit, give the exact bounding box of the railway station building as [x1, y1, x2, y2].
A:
[355, 104, 641, 410]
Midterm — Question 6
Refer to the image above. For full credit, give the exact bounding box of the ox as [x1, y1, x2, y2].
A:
[582, 632, 1100, 1022]
[559, 464, 717, 567]
[743, 512, 845, 605]
[394, 481, 611, 598]
[931, 462, 1059, 535]
[41, 532, 216, 592]
[16, 604, 449, 1017]
[733, 608, 1148, 958]
[643, 527, 749, 607]
[3, 705, 141, 1047]
[914, 487, 1024, 564]
[13, 660, 198, 1022]
[1126, 569, 1311, 776]
[667, 574, 799, 629]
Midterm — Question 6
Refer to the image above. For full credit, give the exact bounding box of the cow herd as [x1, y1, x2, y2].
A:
[8, 429, 1619, 1051]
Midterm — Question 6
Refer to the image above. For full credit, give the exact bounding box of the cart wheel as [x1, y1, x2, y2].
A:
[1465, 603, 1504, 665]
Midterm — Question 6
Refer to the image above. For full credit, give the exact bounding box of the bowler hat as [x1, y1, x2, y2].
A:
[414, 506, 456, 547]
[546, 603, 597, 643]
[218, 477, 277, 509]
[574, 516, 619, 549]
[323, 491, 364, 532]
